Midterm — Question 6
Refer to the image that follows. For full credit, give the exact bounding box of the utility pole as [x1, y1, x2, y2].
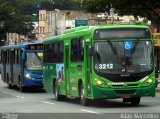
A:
[6, 32, 9, 45]
[54, 9, 59, 36]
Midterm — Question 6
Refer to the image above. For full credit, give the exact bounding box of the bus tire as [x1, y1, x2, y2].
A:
[8, 83, 12, 89]
[130, 97, 140, 105]
[54, 81, 63, 101]
[80, 84, 90, 106]
[7, 76, 12, 89]
[19, 77, 24, 92]
[19, 83, 24, 92]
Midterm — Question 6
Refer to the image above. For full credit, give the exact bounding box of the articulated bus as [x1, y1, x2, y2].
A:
[43, 25, 155, 105]
[0, 42, 43, 92]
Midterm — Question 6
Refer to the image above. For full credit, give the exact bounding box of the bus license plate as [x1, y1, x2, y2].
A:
[121, 96, 130, 98]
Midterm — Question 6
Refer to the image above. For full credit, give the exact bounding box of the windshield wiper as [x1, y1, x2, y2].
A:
[34, 51, 42, 62]
[108, 40, 118, 57]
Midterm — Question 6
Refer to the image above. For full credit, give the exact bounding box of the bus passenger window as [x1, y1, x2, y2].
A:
[71, 37, 84, 62]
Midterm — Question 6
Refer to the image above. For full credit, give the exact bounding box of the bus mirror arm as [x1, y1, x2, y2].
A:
[88, 45, 93, 56]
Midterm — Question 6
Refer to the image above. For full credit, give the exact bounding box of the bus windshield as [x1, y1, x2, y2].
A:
[26, 52, 43, 70]
[94, 40, 153, 75]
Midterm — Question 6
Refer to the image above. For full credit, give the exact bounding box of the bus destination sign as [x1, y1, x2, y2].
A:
[26, 44, 43, 50]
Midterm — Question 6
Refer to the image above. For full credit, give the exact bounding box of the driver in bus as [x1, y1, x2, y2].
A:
[125, 56, 135, 72]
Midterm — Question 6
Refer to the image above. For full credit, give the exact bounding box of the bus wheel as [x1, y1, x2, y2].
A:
[8, 83, 13, 89]
[80, 84, 90, 106]
[130, 97, 140, 105]
[7, 77, 12, 89]
[19, 80, 24, 92]
[54, 81, 62, 101]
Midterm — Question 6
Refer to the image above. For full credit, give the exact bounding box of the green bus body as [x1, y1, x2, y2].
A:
[43, 25, 155, 105]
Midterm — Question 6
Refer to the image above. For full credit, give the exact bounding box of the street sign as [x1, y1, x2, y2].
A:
[75, 19, 88, 27]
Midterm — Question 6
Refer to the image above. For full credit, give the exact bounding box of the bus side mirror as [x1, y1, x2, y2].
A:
[88, 45, 93, 56]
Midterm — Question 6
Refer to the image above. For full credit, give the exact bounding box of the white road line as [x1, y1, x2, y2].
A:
[80, 109, 99, 114]
[1, 92, 24, 99]
[16, 96, 24, 99]
[2, 92, 7, 94]
[42, 101, 55, 105]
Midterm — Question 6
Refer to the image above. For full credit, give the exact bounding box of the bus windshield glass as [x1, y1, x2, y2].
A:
[94, 40, 153, 75]
[26, 52, 43, 70]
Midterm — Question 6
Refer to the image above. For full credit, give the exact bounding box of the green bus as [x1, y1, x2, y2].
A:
[43, 25, 155, 105]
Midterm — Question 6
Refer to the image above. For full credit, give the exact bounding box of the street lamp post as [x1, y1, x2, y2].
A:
[0, 21, 5, 45]
[54, 9, 59, 36]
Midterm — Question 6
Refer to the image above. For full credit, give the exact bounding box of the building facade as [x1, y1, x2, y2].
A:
[37, 10, 95, 41]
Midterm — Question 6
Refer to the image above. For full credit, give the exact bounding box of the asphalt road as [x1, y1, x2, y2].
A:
[0, 78, 160, 119]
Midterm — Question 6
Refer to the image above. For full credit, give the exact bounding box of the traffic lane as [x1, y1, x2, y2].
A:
[1, 78, 160, 113]
[1, 91, 160, 114]
[0, 91, 15, 98]
[1, 85, 160, 113]
[41, 94, 160, 113]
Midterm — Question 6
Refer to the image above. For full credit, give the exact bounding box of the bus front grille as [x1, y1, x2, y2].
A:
[32, 71, 42, 75]
[114, 90, 136, 95]
[111, 83, 139, 88]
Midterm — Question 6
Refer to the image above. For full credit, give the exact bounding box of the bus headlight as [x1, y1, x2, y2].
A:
[25, 74, 31, 79]
[94, 78, 109, 88]
[142, 78, 153, 87]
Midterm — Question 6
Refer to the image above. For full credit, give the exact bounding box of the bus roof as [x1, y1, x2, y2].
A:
[0, 42, 42, 50]
[43, 24, 150, 44]
[63, 24, 149, 34]
[95, 24, 149, 29]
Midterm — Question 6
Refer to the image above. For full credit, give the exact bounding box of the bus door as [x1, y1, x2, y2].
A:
[2, 50, 7, 82]
[86, 44, 92, 96]
[10, 50, 14, 84]
[20, 50, 24, 85]
[64, 46, 71, 95]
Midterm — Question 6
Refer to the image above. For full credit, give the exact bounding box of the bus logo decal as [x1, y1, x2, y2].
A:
[56, 64, 64, 81]
[124, 41, 133, 49]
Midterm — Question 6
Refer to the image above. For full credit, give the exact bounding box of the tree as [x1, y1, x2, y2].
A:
[78, 0, 160, 24]
[40, 0, 80, 10]
[0, 0, 42, 35]
[0, 0, 43, 45]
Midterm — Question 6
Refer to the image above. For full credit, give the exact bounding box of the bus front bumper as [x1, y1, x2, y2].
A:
[23, 78, 43, 87]
[92, 84, 155, 100]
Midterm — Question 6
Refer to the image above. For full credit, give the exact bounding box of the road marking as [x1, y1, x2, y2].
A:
[1, 92, 24, 99]
[2, 92, 7, 94]
[80, 109, 99, 114]
[42, 101, 55, 105]
[16, 96, 24, 99]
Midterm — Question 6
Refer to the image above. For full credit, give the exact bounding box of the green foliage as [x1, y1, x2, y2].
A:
[40, 0, 80, 10]
[78, 0, 160, 24]
[0, 0, 42, 35]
